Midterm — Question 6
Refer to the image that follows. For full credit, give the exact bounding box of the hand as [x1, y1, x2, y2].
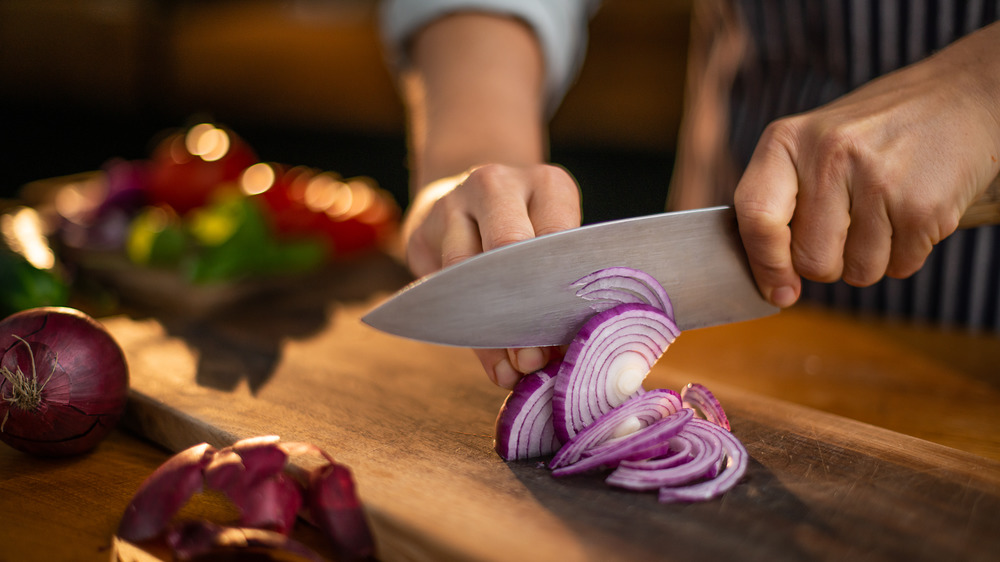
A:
[734, 23, 1000, 308]
[403, 163, 581, 388]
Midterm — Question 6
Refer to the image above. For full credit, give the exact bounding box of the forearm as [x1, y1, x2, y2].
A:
[401, 12, 548, 193]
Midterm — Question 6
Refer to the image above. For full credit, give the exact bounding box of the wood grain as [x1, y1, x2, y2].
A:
[93, 258, 1000, 561]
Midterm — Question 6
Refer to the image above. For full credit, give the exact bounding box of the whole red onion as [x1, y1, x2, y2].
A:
[0, 307, 129, 456]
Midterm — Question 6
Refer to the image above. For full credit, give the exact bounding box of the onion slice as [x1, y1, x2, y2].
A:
[572, 267, 674, 320]
[552, 409, 693, 477]
[605, 423, 724, 490]
[494, 362, 562, 461]
[550, 389, 682, 469]
[655, 419, 748, 503]
[553, 303, 679, 442]
[681, 382, 731, 430]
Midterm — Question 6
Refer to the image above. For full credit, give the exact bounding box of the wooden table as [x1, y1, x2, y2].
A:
[1, 255, 998, 561]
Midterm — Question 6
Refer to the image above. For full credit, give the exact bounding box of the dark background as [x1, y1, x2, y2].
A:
[0, 0, 692, 225]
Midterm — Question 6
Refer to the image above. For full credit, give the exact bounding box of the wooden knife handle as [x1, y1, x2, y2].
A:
[959, 174, 1000, 229]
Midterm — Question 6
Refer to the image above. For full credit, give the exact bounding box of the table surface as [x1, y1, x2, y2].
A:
[2, 282, 998, 561]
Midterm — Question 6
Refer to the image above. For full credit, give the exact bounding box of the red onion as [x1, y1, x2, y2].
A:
[681, 382, 731, 430]
[491, 266, 750, 504]
[572, 267, 674, 319]
[655, 419, 748, 503]
[552, 409, 693, 477]
[0, 307, 129, 456]
[118, 436, 376, 560]
[549, 388, 681, 469]
[494, 362, 562, 461]
[552, 302, 680, 442]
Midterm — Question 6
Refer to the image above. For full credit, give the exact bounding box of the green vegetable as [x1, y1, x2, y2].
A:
[184, 197, 326, 283]
[0, 248, 70, 317]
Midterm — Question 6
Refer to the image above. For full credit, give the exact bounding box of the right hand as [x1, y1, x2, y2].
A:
[403, 163, 582, 388]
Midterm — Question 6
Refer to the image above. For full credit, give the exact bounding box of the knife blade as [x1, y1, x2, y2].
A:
[363, 206, 777, 348]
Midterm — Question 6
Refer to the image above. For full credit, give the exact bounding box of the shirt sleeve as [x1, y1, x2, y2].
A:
[379, 0, 600, 115]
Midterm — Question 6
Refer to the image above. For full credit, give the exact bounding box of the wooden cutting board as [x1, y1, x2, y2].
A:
[104, 256, 1000, 562]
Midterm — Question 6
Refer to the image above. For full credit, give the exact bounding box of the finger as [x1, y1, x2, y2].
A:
[464, 167, 538, 252]
[509, 346, 551, 373]
[526, 166, 582, 236]
[789, 145, 852, 283]
[475, 349, 520, 389]
[734, 128, 802, 308]
[438, 209, 483, 269]
[842, 192, 892, 286]
[884, 221, 936, 279]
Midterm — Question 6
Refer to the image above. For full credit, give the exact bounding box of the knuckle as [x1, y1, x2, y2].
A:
[791, 245, 842, 283]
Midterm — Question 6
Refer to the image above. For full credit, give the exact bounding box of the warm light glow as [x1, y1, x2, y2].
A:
[240, 163, 276, 195]
[54, 184, 90, 223]
[325, 180, 355, 219]
[185, 123, 230, 162]
[345, 180, 375, 218]
[303, 174, 340, 212]
[1, 207, 56, 269]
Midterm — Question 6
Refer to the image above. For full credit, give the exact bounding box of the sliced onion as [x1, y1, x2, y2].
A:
[572, 267, 674, 319]
[605, 422, 724, 490]
[552, 303, 680, 442]
[681, 382, 731, 430]
[494, 362, 562, 461]
[655, 419, 748, 503]
[550, 389, 682, 469]
[552, 409, 693, 477]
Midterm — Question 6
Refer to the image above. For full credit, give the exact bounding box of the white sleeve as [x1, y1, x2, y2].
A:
[379, 0, 600, 114]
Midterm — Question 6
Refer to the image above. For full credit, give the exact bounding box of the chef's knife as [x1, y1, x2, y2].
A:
[363, 206, 776, 348]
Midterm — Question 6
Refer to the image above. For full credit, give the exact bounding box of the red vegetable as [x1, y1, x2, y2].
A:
[681, 382, 731, 430]
[146, 123, 258, 215]
[572, 267, 674, 319]
[493, 362, 562, 461]
[552, 302, 680, 442]
[0, 307, 129, 457]
[117, 436, 376, 559]
[549, 389, 681, 469]
[493, 266, 749, 504]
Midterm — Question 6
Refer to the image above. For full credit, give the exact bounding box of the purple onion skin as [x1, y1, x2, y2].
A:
[308, 461, 377, 560]
[118, 442, 218, 542]
[0, 307, 130, 457]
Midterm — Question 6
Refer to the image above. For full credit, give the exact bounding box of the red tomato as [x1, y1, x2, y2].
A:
[146, 124, 258, 215]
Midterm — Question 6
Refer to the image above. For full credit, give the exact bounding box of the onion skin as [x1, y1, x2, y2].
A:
[0, 307, 130, 457]
[118, 442, 218, 542]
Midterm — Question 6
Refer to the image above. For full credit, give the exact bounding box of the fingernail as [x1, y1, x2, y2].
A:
[515, 347, 546, 373]
[493, 358, 518, 389]
[770, 285, 797, 308]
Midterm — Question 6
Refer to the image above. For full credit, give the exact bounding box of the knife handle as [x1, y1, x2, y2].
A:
[959, 174, 1000, 229]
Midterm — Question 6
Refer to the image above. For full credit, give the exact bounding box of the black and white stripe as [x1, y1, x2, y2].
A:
[725, 0, 999, 331]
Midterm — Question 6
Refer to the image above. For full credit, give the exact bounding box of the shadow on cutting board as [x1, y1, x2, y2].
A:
[130, 252, 413, 394]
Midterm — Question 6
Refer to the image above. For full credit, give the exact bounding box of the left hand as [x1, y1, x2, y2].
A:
[734, 22, 1000, 308]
